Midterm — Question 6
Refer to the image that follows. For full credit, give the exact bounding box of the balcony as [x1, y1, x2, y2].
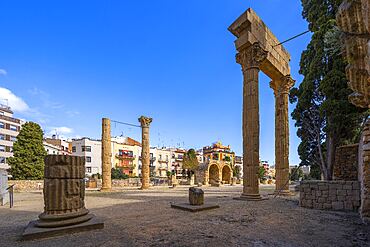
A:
[139, 156, 156, 162]
[0, 114, 20, 124]
[158, 159, 169, 163]
[116, 154, 135, 160]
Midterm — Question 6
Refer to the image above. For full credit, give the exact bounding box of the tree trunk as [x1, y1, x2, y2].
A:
[325, 134, 336, 181]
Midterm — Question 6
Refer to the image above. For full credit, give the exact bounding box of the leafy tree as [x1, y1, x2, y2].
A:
[182, 149, 199, 173]
[111, 168, 129, 179]
[290, 0, 368, 180]
[290, 167, 304, 181]
[258, 166, 267, 182]
[8, 122, 47, 180]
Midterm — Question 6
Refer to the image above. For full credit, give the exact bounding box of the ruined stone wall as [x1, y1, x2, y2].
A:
[299, 180, 360, 212]
[334, 144, 359, 181]
[8, 180, 44, 192]
[359, 120, 370, 222]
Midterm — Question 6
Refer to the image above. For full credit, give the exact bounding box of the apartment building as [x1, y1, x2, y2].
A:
[44, 136, 72, 155]
[0, 105, 23, 169]
[72, 138, 102, 176]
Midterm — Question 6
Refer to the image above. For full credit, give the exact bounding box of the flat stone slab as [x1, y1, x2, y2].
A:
[22, 215, 104, 240]
[171, 203, 219, 212]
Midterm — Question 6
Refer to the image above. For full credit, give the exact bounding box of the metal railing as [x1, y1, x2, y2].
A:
[6, 184, 15, 208]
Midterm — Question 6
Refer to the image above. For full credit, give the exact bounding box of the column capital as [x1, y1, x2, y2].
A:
[270, 75, 295, 96]
[236, 42, 268, 70]
[138, 116, 152, 128]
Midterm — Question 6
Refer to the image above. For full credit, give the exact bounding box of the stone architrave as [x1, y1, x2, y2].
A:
[236, 42, 268, 200]
[270, 75, 295, 195]
[101, 118, 112, 191]
[138, 116, 152, 190]
[22, 155, 103, 240]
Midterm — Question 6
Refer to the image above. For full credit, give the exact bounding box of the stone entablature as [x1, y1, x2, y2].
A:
[299, 180, 361, 212]
[228, 8, 291, 79]
[334, 144, 359, 181]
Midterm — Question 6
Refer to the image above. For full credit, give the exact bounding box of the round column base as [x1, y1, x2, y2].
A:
[234, 193, 268, 201]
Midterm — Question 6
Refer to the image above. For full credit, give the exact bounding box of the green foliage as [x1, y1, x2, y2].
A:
[224, 156, 231, 162]
[111, 168, 129, 179]
[289, 167, 304, 181]
[166, 171, 172, 178]
[92, 173, 102, 179]
[258, 166, 267, 181]
[233, 165, 241, 179]
[182, 149, 199, 172]
[8, 122, 47, 180]
[290, 0, 368, 180]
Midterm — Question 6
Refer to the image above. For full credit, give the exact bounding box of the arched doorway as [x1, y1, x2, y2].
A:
[208, 164, 219, 185]
[222, 165, 232, 184]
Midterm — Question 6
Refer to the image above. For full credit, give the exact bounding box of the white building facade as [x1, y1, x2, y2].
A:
[0, 105, 23, 170]
[72, 138, 102, 176]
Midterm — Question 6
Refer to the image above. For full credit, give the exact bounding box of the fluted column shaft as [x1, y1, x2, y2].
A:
[236, 43, 268, 200]
[139, 116, 152, 190]
[101, 118, 112, 191]
[271, 76, 294, 194]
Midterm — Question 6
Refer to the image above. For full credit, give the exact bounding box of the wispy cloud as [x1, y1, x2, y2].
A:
[0, 69, 7, 76]
[46, 126, 74, 137]
[0, 87, 30, 112]
[29, 87, 64, 109]
[66, 110, 80, 117]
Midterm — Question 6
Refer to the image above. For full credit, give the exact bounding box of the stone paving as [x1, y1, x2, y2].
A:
[0, 185, 369, 247]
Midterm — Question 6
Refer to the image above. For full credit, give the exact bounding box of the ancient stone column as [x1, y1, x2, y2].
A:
[270, 75, 295, 195]
[101, 118, 112, 191]
[23, 155, 103, 240]
[37, 155, 91, 227]
[236, 42, 268, 200]
[138, 116, 152, 189]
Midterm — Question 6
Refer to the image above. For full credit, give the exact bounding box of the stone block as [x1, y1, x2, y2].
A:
[189, 187, 204, 206]
[332, 201, 344, 210]
[318, 197, 326, 203]
[344, 202, 354, 211]
[323, 203, 332, 209]
[343, 185, 352, 190]
[337, 190, 347, 196]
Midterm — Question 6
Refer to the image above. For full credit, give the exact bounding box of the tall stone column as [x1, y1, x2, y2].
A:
[139, 116, 152, 190]
[101, 118, 112, 191]
[270, 76, 294, 195]
[236, 42, 268, 200]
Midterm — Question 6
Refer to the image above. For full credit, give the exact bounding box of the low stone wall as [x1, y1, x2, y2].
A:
[359, 120, 370, 223]
[112, 178, 142, 187]
[299, 180, 361, 212]
[8, 180, 44, 192]
[334, 144, 359, 181]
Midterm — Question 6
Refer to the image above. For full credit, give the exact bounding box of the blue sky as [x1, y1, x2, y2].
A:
[0, 0, 311, 165]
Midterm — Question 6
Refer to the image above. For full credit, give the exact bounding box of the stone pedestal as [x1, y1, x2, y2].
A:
[190, 174, 195, 186]
[139, 116, 152, 190]
[0, 168, 8, 206]
[101, 118, 112, 191]
[189, 187, 204, 205]
[22, 155, 103, 240]
[171, 187, 219, 212]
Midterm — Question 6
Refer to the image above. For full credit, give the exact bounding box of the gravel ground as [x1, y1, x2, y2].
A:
[0, 185, 369, 247]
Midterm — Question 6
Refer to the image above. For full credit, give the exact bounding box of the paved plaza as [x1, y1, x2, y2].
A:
[0, 185, 369, 247]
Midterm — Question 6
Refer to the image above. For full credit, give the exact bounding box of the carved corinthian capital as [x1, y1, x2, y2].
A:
[270, 75, 295, 96]
[138, 116, 153, 128]
[236, 42, 268, 70]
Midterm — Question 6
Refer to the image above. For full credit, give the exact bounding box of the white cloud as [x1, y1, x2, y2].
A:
[28, 87, 64, 109]
[0, 87, 30, 112]
[0, 69, 7, 76]
[48, 126, 74, 135]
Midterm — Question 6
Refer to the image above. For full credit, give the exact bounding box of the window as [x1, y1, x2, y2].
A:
[82, 146, 91, 152]
[86, 167, 92, 173]
[0, 122, 4, 128]
[166, 155, 168, 161]
[0, 111, 4, 116]
[0, 145, 5, 152]
[10, 125, 17, 131]
[86, 156, 91, 163]
[10, 136, 16, 142]
[72, 146, 76, 152]
[0, 134, 4, 140]
[159, 154, 162, 160]
[0, 157, 5, 163]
